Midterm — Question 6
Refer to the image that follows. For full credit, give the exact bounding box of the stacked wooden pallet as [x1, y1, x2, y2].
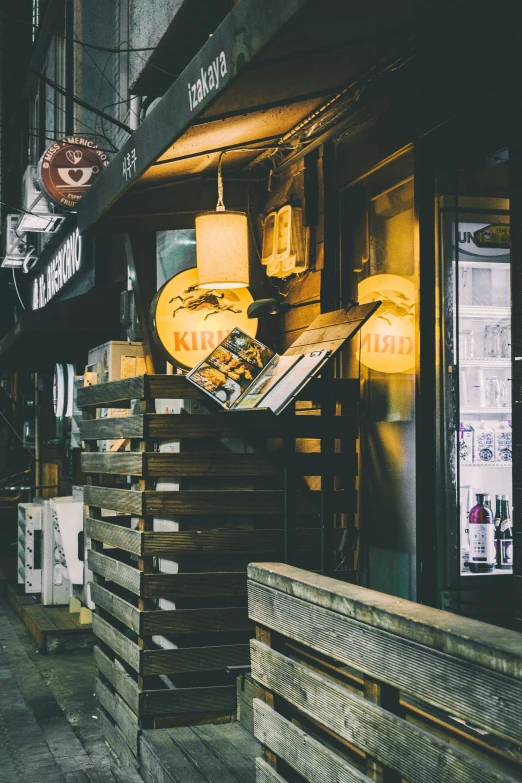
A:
[77, 373, 358, 765]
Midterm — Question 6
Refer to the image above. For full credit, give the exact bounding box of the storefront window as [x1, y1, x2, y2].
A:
[342, 156, 418, 599]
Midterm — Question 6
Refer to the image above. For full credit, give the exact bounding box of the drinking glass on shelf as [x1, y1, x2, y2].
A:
[485, 376, 507, 408]
[484, 325, 501, 358]
[500, 325, 511, 358]
[459, 330, 474, 360]
[459, 368, 468, 406]
[466, 367, 485, 408]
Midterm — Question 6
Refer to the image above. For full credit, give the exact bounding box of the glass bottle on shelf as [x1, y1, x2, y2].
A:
[494, 494, 502, 561]
[468, 493, 495, 574]
[496, 495, 513, 570]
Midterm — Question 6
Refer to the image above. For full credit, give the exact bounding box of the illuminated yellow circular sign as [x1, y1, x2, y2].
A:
[358, 274, 415, 373]
[151, 267, 258, 370]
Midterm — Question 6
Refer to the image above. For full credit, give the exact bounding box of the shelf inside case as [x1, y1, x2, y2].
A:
[460, 462, 511, 468]
[459, 358, 510, 367]
[461, 569, 513, 577]
[459, 306, 510, 320]
[460, 407, 511, 414]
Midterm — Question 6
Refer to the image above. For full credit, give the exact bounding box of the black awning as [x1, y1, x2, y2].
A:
[0, 284, 122, 372]
[77, 0, 440, 234]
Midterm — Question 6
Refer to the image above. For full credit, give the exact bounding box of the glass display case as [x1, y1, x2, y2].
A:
[444, 180, 512, 577]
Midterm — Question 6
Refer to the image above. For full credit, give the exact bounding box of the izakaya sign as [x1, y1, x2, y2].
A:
[357, 274, 416, 374]
[39, 137, 109, 209]
[187, 51, 228, 111]
[32, 228, 83, 310]
[151, 267, 257, 370]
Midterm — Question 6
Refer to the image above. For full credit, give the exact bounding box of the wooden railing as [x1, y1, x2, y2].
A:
[248, 563, 522, 783]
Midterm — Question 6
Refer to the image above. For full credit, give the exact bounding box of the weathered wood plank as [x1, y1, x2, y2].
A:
[77, 374, 205, 408]
[142, 685, 236, 716]
[291, 319, 361, 349]
[256, 758, 289, 783]
[143, 572, 246, 599]
[82, 452, 144, 475]
[247, 580, 522, 745]
[250, 641, 519, 783]
[142, 528, 340, 555]
[97, 706, 139, 769]
[254, 699, 372, 783]
[145, 452, 281, 477]
[303, 302, 381, 332]
[85, 487, 143, 515]
[80, 412, 353, 440]
[142, 490, 349, 516]
[141, 685, 237, 716]
[147, 374, 206, 399]
[78, 376, 146, 407]
[140, 644, 249, 675]
[248, 563, 522, 680]
[95, 678, 139, 755]
[88, 551, 141, 595]
[90, 583, 141, 633]
[80, 416, 145, 440]
[94, 646, 140, 714]
[140, 606, 251, 635]
[92, 614, 141, 671]
[86, 517, 143, 555]
[82, 450, 305, 477]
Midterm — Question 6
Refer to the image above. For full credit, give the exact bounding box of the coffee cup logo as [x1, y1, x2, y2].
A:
[38, 137, 109, 210]
[57, 166, 99, 186]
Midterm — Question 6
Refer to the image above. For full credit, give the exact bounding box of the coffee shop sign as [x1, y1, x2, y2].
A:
[32, 228, 82, 310]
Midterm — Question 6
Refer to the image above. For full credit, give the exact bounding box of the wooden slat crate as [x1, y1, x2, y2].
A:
[78, 373, 359, 765]
[248, 563, 522, 783]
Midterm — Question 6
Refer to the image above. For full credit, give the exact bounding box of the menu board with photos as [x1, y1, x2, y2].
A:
[187, 302, 382, 415]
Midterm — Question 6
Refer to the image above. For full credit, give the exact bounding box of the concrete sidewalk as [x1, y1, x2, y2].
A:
[0, 597, 144, 783]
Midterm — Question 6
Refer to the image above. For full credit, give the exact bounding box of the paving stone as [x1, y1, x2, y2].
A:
[0, 599, 144, 783]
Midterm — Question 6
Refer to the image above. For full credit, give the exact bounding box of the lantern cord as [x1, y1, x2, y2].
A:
[216, 152, 226, 211]
[216, 147, 285, 212]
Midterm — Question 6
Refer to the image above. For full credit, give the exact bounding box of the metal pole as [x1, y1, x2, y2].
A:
[34, 373, 41, 497]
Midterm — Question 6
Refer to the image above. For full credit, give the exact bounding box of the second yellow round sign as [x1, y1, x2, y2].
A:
[151, 268, 258, 370]
[358, 273, 416, 374]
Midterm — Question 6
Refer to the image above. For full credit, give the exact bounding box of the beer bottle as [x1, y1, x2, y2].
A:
[497, 495, 513, 570]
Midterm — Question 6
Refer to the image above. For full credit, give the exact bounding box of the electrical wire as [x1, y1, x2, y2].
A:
[11, 267, 25, 311]
[31, 70, 133, 134]
[0, 408, 34, 459]
[74, 39, 158, 53]
[75, 33, 139, 134]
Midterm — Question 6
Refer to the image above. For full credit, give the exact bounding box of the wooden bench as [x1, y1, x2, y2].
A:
[248, 562, 522, 783]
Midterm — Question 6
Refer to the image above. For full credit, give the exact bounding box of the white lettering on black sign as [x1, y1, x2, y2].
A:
[122, 148, 137, 181]
[32, 228, 82, 310]
[188, 51, 228, 111]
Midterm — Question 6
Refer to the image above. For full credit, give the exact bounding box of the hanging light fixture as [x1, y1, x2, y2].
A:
[195, 152, 250, 289]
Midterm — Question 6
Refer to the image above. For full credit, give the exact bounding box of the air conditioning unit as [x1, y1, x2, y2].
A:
[17, 166, 66, 234]
[2, 214, 38, 269]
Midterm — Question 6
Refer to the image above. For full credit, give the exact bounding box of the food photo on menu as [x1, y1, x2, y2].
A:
[188, 328, 275, 407]
[221, 328, 274, 371]
[188, 361, 243, 407]
[207, 345, 258, 389]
